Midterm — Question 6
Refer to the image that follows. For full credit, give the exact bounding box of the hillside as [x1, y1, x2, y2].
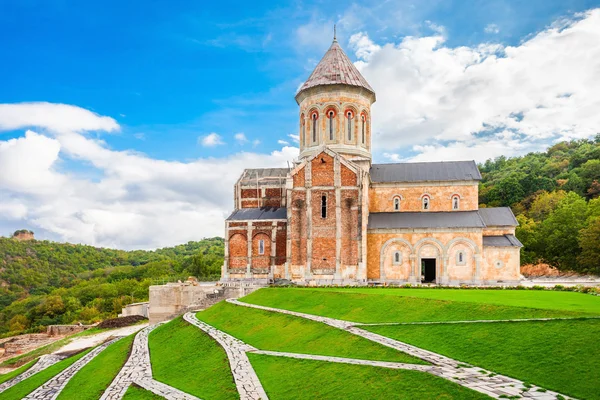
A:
[478, 136, 600, 273]
[0, 237, 223, 336]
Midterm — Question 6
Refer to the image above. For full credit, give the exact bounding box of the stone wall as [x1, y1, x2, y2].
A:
[119, 302, 149, 318]
[369, 182, 479, 212]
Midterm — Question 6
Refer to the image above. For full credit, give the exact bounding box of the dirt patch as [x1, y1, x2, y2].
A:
[97, 316, 147, 329]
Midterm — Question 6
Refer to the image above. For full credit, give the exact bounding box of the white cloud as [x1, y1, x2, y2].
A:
[0, 103, 298, 249]
[278, 140, 289, 145]
[354, 9, 600, 161]
[288, 134, 299, 143]
[234, 132, 248, 144]
[349, 32, 381, 62]
[484, 23, 500, 34]
[199, 132, 225, 147]
[252, 139, 261, 147]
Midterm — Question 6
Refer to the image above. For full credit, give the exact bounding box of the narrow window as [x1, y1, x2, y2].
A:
[459, 252, 463, 263]
[301, 121, 305, 147]
[394, 197, 400, 211]
[361, 114, 366, 144]
[321, 195, 327, 218]
[456, 251, 465, 265]
[452, 196, 460, 210]
[346, 111, 353, 140]
[258, 239, 265, 255]
[328, 110, 335, 140]
[312, 113, 318, 143]
[423, 196, 429, 210]
[394, 251, 401, 265]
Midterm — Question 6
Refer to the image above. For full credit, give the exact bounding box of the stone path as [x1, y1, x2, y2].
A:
[100, 325, 200, 400]
[24, 337, 122, 400]
[183, 312, 268, 400]
[0, 354, 66, 393]
[228, 299, 575, 400]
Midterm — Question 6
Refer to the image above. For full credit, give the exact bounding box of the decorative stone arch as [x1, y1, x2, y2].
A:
[343, 105, 358, 143]
[445, 237, 481, 283]
[449, 193, 461, 210]
[414, 238, 445, 283]
[308, 108, 320, 145]
[323, 104, 339, 142]
[390, 194, 403, 211]
[359, 109, 369, 146]
[252, 232, 271, 257]
[420, 193, 433, 211]
[228, 233, 248, 269]
[379, 238, 414, 281]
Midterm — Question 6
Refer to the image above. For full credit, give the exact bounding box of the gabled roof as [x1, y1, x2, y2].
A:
[296, 39, 375, 97]
[479, 207, 518, 226]
[367, 207, 518, 230]
[370, 161, 482, 183]
[483, 235, 523, 247]
[227, 207, 287, 221]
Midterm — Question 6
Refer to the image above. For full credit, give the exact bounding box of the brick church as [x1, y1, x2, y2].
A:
[221, 36, 522, 286]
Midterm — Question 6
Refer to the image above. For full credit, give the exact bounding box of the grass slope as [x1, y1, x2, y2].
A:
[122, 384, 163, 399]
[148, 317, 238, 400]
[0, 359, 36, 384]
[322, 288, 600, 314]
[249, 353, 488, 400]
[0, 348, 92, 400]
[56, 335, 135, 400]
[365, 319, 600, 400]
[242, 288, 598, 323]
[197, 302, 423, 364]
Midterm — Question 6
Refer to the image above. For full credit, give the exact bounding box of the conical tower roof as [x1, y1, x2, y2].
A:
[296, 38, 375, 98]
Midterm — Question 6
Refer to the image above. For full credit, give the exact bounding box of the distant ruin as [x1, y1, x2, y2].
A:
[12, 229, 35, 241]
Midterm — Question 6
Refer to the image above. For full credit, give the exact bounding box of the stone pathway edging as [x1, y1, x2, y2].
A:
[0, 354, 66, 394]
[184, 312, 268, 400]
[24, 337, 122, 400]
[99, 325, 200, 400]
[228, 299, 576, 400]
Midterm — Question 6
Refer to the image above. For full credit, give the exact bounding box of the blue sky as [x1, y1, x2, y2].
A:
[2, 0, 597, 160]
[1, 0, 600, 248]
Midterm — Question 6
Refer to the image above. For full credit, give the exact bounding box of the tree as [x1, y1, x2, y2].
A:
[537, 192, 588, 271]
[515, 215, 539, 264]
[528, 191, 567, 221]
[9, 315, 29, 332]
[496, 173, 525, 206]
[577, 217, 600, 274]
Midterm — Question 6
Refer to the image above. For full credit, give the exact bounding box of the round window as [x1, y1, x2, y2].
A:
[495, 260, 504, 269]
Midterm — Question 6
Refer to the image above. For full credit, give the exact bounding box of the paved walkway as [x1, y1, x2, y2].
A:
[24, 338, 122, 400]
[183, 312, 268, 400]
[228, 299, 575, 400]
[0, 354, 66, 393]
[100, 325, 200, 400]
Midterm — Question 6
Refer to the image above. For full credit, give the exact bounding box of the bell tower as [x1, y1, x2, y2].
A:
[295, 31, 376, 170]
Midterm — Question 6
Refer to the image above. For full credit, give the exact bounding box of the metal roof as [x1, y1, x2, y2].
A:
[368, 211, 486, 229]
[370, 161, 482, 183]
[239, 168, 288, 186]
[479, 207, 518, 226]
[227, 207, 287, 221]
[296, 40, 375, 96]
[483, 235, 523, 247]
[368, 207, 518, 230]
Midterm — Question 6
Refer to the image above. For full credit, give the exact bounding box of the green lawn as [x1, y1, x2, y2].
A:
[249, 353, 488, 399]
[0, 359, 36, 385]
[122, 384, 163, 399]
[365, 319, 600, 400]
[148, 317, 239, 400]
[197, 302, 423, 364]
[0, 348, 92, 400]
[56, 335, 135, 400]
[241, 287, 599, 323]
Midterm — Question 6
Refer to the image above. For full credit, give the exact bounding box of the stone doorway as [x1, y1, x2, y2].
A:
[421, 258, 436, 283]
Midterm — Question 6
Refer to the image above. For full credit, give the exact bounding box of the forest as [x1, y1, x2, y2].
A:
[0, 135, 598, 337]
[479, 135, 600, 273]
[0, 237, 223, 336]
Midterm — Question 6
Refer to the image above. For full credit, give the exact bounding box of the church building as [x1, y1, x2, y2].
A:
[221, 36, 522, 286]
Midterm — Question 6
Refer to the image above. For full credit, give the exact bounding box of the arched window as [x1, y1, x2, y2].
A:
[393, 251, 402, 265]
[422, 196, 430, 210]
[361, 114, 366, 144]
[327, 110, 335, 141]
[456, 250, 465, 265]
[311, 112, 318, 143]
[393, 197, 400, 211]
[301, 118, 305, 147]
[346, 111, 353, 140]
[321, 195, 327, 218]
[258, 239, 265, 255]
[452, 195, 460, 210]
